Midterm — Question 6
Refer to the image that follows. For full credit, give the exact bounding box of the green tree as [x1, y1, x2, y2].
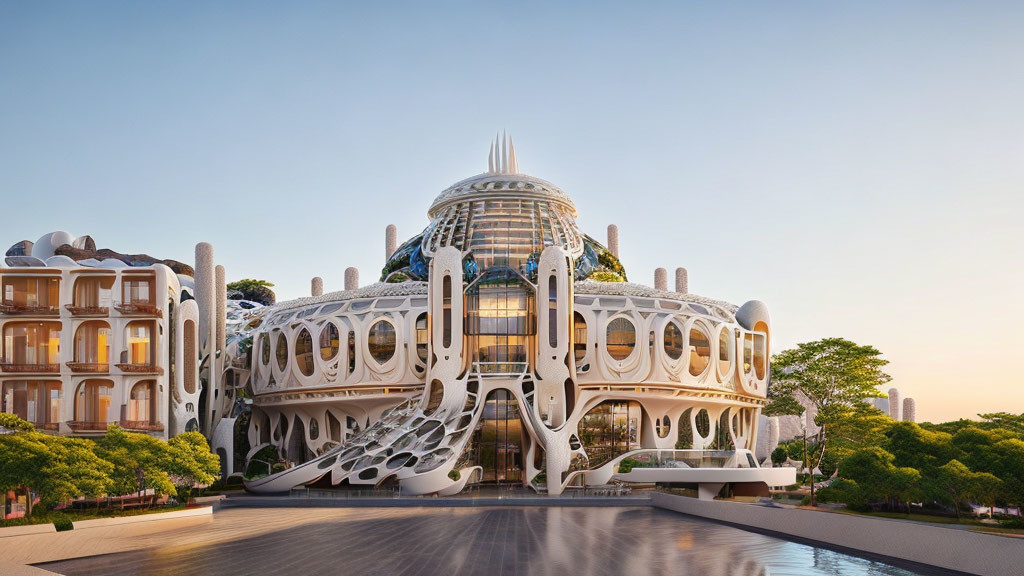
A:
[0, 431, 50, 517]
[37, 436, 113, 508]
[936, 460, 977, 521]
[94, 425, 176, 499]
[766, 338, 891, 505]
[168, 432, 221, 501]
[833, 447, 920, 513]
[770, 446, 788, 467]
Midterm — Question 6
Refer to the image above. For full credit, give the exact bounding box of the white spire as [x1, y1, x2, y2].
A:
[485, 131, 520, 175]
[508, 136, 518, 174]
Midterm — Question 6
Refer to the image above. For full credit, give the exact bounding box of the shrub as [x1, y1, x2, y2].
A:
[52, 513, 73, 532]
[448, 469, 461, 481]
[589, 270, 625, 283]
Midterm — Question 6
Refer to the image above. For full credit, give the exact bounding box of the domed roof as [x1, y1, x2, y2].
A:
[427, 133, 577, 218]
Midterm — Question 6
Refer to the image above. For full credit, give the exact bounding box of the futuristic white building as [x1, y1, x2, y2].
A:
[243, 135, 794, 497]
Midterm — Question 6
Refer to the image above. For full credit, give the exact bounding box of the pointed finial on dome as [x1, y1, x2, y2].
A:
[486, 131, 520, 175]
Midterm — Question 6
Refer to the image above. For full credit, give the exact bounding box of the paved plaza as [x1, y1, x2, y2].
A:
[40, 507, 943, 576]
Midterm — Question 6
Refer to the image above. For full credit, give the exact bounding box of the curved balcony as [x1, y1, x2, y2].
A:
[67, 421, 109, 433]
[66, 361, 110, 374]
[0, 362, 60, 373]
[65, 304, 110, 317]
[113, 302, 162, 318]
[119, 420, 165, 432]
[116, 363, 163, 375]
[0, 301, 59, 316]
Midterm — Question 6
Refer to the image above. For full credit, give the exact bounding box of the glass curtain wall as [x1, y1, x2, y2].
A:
[465, 273, 535, 374]
[578, 401, 641, 468]
[471, 389, 523, 483]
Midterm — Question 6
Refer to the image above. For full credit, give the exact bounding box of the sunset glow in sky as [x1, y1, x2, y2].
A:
[1, 2, 1021, 422]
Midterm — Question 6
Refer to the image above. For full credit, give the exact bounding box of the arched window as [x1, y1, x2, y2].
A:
[688, 326, 711, 377]
[275, 332, 288, 371]
[753, 333, 767, 379]
[124, 321, 153, 366]
[368, 320, 397, 364]
[128, 380, 156, 424]
[548, 275, 558, 347]
[295, 328, 314, 376]
[184, 320, 197, 394]
[573, 312, 587, 364]
[347, 331, 356, 375]
[718, 327, 732, 376]
[606, 317, 636, 361]
[309, 418, 320, 440]
[74, 321, 111, 366]
[415, 313, 428, 362]
[578, 400, 641, 468]
[424, 379, 444, 416]
[319, 324, 339, 362]
[74, 379, 113, 427]
[743, 334, 753, 374]
[663, 321, 684, 360]
[260, 333, 270, 366]
[656, 415, 671, 438]
[442, 275, 452, 348]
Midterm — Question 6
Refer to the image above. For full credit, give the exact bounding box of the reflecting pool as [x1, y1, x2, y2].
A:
[43, 506, 951, 576]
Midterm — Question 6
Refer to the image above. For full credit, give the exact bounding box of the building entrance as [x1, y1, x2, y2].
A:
[471, 389, 524, 483]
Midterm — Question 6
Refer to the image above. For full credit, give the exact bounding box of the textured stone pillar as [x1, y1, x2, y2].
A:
[311, 277, 323, 297]
[675, 267, 688, 293]
[654, 267, 668, 291]
[194, 242, 214, 352]
[607, 224, 619, 258]
[385, 224, 397, 260]
[344, 267, 359, 291]
[888, 388, 901, 421]
[215, 265, 226, 354]
[903, 397, 916, 423]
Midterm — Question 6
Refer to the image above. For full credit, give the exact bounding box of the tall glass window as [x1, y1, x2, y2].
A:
[275, 333, 288, 371]
[415, 313, 429, 362]
[753, 333, 767, 379]
[295, 328, 314, 375]
[718, 328, 732, 376]
[319, 324, 339, 361]
[128, 380, 156, 423]
[367, 320, 397, 364]
[688, 326, 711, 376]
[743, 333, 753, 374]
[547, 276, 558, 347]
[471, 389, 523, 483]
[578, 401, 641, 468]
[442, 276, 452, 348]
[466, 274, 534, 374]
[573, 312, 587, 364]
[664, 322, 684, 360]
[125, 321, 153, 365]
[75, 380, 113, 425]
[74, 321, 110, 364]
[606, 317, 636, 361]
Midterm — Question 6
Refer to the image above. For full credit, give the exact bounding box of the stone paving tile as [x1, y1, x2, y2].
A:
[41, 507, 942, 576]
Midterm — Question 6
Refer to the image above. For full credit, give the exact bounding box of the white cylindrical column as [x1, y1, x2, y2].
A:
[311, 277, 323, 297]
[607, 224, 619, 258]
[345, 267, 359, 291]
[215, 265, 226, 354]
[888, 388, 901, 421]
[385, 224, 397, 260]
[654, 267, 667, 291]
[194, 242, 214, 353]
[902, 398, 916, 423]
[675, 267, 688, 293]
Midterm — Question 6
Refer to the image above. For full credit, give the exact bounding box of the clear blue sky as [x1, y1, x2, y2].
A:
[1, 1, 1022, 422]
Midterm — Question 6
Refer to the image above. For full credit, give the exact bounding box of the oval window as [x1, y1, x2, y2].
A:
[718, 328, 731, 375]
[606, 317, 636, 361]
[573, 312, 587, 364]
[275, 333, 288, 371]
[368, 320, 397, 364]
[260, 334, 270, 366]
[415, 313, 428, 362]
[295, 328, 314, 376]
[688, 326, 711, 376]
[664, 322, 684, 360]
[309, 418, 320, 440]
[320, 323, 340, 361]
